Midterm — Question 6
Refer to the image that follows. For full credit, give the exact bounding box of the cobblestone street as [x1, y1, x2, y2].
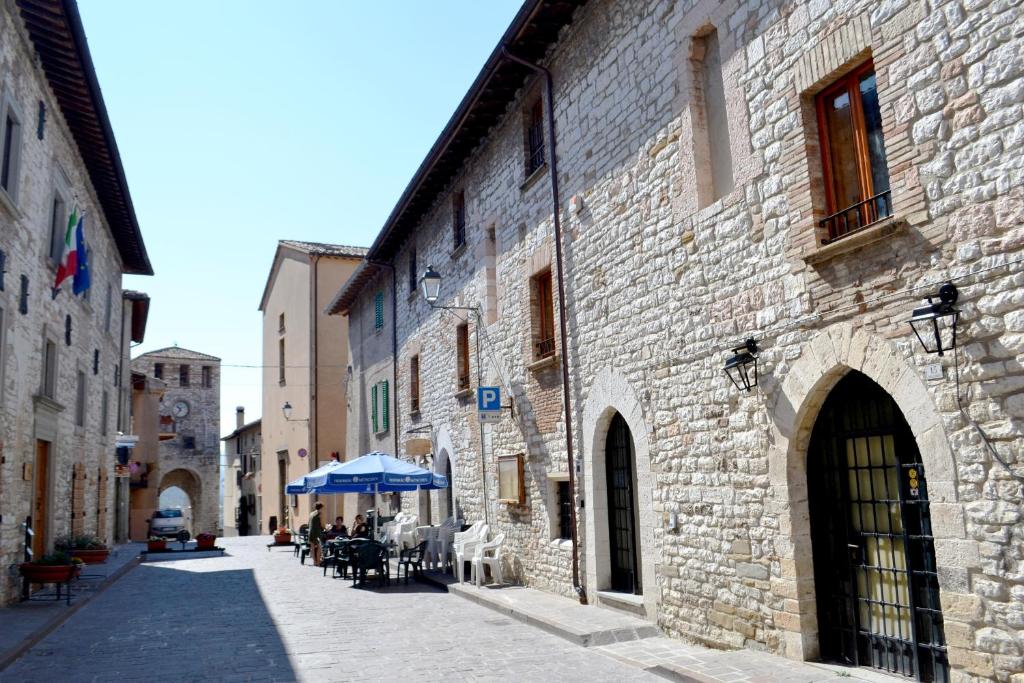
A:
[4, 537, 900, 683]
[5, 537, 661, 682]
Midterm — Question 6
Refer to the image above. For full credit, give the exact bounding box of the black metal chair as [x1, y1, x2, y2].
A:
[295, 524, 310, 562]
[351, 541, 389, 588]
[398, 540, 428, 584]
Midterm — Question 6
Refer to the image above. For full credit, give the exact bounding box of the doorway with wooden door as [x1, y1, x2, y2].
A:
[32, 440, 51, 559]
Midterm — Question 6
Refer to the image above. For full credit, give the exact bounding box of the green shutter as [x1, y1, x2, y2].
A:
[371, 383, 378, 432]
[374, 291, 384, 329]
[381, 380, 389, 431]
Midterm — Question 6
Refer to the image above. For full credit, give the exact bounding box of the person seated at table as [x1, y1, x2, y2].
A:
[326, 516, 347, 538]
[351, 514, 369, 539]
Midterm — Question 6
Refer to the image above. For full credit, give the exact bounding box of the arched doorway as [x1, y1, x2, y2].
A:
[158, 469, 202, 534]
[807, 371, 947, 681]
[605, 412, 640, 595]
[434, 448, 457, 523]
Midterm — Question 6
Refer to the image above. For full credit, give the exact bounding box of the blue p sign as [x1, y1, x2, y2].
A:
[478, 386, 501, 412]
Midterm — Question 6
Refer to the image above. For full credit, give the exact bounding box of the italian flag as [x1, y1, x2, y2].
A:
[53, 208, 78, 290]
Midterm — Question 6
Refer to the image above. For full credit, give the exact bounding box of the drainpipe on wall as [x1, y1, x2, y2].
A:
[501, 47, 586, 605]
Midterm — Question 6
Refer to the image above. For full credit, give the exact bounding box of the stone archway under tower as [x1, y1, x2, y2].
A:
[766, 324, 970, 665]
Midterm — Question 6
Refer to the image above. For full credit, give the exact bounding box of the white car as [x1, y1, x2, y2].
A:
[149, 509, 187, 538]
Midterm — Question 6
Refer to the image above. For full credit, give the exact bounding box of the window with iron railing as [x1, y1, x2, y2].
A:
[526, 98, 545, 176]
[532, 269, 556, 360]
[816, 61, 891, 243]
[557, 480, 572, 540]
[456, 323, 470, 391]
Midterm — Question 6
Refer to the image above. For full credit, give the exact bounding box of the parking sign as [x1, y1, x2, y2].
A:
[478, 387, 502, 424]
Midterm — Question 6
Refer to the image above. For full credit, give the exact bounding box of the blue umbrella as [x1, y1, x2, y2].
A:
[284, 460, 344, 494]
[306, 451, 448, 537]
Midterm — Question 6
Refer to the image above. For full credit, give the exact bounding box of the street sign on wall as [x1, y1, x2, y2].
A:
[478, 387, 502, 424]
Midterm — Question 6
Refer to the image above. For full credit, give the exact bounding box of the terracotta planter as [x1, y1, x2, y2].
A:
[19, 563, 79, 583]
[69, 548, 110, 564]
[196, 538, 216, 550]
[147, 540, 167, 552]
[274, 532, 292, 545]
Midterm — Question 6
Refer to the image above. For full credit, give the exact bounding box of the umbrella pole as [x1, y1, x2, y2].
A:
[373, 483, 379, 541]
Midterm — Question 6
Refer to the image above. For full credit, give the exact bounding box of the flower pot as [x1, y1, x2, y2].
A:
[196, 538, 216, 550]
[70, 548, 110, 564]
[19, 563, 79, 583]
[147, 540, 167, 552]
[274, 532, 292, 545]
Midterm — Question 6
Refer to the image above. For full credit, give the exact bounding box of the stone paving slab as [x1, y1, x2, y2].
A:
[0, 542, 144, 671]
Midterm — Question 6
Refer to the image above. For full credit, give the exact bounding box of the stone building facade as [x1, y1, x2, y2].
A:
[333, 0, 1023, 681]
[0, 0, 152, 605]
[258, 240, 366, 534]
[221, 407, 261, 536]
[131, 347, 220, 537]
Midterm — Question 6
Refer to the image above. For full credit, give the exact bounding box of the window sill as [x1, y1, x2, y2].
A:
[278, 380, 286, 387]
[453, 388, 472, 400]
[549, 538, 573, 551]
[802, 215, 904, 266]
[450, 243, 467, 260]
[0, 186, 21, 221]
[409, 409, 421, 419]
[33, 394, 65, 412]
[520, 163, 548, 192]
[527, 354, 559, 372]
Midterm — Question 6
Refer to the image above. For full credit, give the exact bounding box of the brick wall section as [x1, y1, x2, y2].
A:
[345, 0, 1023, 679]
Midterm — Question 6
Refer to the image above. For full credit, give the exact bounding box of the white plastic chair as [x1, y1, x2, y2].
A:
[453, 523, 487, 583]
[396, 516, 419, 550]
[434, 517, 456, 570]
[471, 533, 505, 587]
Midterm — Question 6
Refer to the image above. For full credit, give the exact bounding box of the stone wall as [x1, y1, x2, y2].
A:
[347, 0, 1022, 680]
[0, 2, 133, 605]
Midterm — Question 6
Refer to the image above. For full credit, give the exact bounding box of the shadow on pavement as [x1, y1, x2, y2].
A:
[6, 564, 298, 683]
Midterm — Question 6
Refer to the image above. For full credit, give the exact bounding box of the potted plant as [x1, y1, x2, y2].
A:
[274, 528, 292, 545]
[19, 552, 82, 583]
[55, 534, 110, 564]
[195, 533, 217, 550]
[147, 536, 167, 552]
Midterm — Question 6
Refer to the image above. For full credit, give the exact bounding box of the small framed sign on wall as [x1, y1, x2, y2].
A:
[497, 454, 525, 505]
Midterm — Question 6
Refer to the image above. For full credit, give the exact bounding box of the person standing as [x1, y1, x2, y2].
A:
[308, 502, 325, 566]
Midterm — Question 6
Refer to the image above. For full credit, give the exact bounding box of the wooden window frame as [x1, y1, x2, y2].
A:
[374, 291, 385, 330]
[532, 269, 555, 359]
[410, 355, 420, 413]
[498, 454, 526, 505]
[456, 323, 470, 391]
[452, 191, 466, 250]
[815, 60, 891, 241]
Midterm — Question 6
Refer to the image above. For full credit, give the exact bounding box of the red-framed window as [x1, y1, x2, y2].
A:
[816, 61, 891, 243]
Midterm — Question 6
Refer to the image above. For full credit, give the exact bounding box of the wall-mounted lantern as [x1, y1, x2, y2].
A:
[281, 401, 308, 422]
[909, 282, 959, 356]
[419, 265, 442, 304]
[723, 338, 759, 392]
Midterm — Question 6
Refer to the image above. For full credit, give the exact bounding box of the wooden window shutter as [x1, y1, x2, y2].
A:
[371, 383, 378, 432]
[374, 291, 384, 329]
[381, 380, 389, 431]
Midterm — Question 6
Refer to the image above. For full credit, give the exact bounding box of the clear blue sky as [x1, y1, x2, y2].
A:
[78, 1, 523, 434]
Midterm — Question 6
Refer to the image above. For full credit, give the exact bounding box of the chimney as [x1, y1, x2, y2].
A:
[236, 406, 245, 429]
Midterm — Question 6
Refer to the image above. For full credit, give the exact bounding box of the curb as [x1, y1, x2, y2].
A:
[444, 581, 661, 648]
[0, 553, 141, 671]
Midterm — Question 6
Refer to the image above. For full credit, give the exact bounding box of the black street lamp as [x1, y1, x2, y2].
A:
[419, 265, 442, 305]
[723, 339, 759, 393]
[282, 401, 308, 422]
[909, 282, 959, 356]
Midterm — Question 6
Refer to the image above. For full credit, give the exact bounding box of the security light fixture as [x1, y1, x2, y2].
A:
[723, 338, 759, 393]
[419, 265, 442, 304]
[909, 282, 959, 356]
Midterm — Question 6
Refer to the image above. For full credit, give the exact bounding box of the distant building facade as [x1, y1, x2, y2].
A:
[221, 407, 261, 536]
[332, 1, 1023, 681]
[131, 347, 220, 536]
[258, 240, 366, 533]
[0, 0, 152, 605]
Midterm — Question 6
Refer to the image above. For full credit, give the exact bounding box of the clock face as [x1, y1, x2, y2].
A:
[172, 401, 190, 418]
